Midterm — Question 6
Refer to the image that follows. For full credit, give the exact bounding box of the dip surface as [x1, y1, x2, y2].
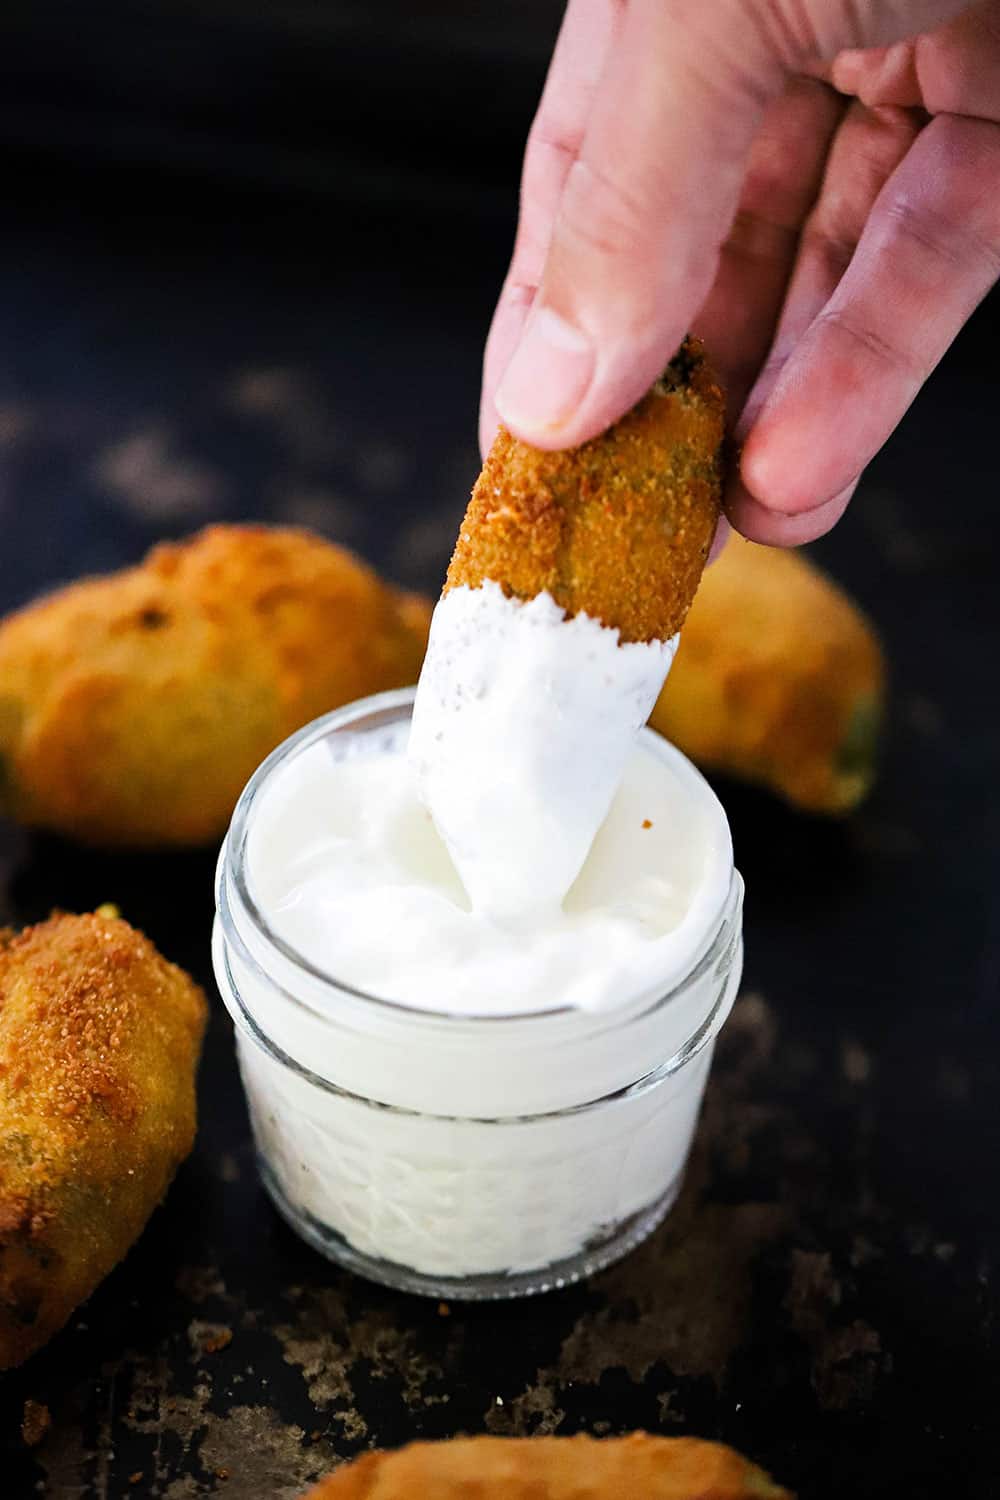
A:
[246, 715, 732, 1017]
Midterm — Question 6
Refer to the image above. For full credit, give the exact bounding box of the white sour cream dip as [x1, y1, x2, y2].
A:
[248, 714, 731, 1016]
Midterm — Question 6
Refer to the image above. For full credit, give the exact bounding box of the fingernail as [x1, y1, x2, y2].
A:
[741, 442, 837, 517]
[495, 307, 595, 441]
[707, 515, 731, 564]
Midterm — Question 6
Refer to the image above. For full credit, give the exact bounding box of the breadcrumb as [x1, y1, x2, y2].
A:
[21, 1399, 51, 1446]
[0, 911, 206, 1368]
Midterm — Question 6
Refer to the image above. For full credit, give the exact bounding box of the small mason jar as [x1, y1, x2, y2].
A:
[213, 689, 744, 1300]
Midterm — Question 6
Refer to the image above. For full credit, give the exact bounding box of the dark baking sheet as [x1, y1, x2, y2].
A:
[0, 110, 998, 1500]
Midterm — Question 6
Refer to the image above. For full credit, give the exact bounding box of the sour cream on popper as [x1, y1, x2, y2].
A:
[409, 580, 678, 925]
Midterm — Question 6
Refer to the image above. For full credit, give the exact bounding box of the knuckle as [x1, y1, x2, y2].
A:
[741, 0, 820, 67]
[813, 306, 925, 383]
[725, 208, 800, 268]
[558, 157, 650, 262]
[882, 194, 1000, 280]
[527, 119, 586, 169]
[500, 279, 538, 313]
[743, 0, 882, 66]
[800, 222, 858, 280]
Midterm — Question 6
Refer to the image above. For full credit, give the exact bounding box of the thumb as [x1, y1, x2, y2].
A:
[494, 0, 782, 449]
[493, 0, 969, 452]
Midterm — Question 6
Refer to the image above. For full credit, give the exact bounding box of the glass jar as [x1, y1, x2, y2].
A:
[213, 689, 744, 1300]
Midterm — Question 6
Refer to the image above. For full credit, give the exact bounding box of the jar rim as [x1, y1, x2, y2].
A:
[221, 687, 739, 1030]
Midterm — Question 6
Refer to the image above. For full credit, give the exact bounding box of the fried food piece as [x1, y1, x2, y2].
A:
[650, 539, 885, 813]
[446, 338, 724, 642]
[0, 910, 206, 1369]
[0, 525, 431, 847]
[303, 1434, 791, 1499]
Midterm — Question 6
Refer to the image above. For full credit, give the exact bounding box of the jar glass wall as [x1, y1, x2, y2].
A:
[213, 690, 744, 1300]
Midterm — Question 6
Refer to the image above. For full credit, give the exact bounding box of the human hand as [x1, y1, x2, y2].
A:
[480, 0, 1000, 545]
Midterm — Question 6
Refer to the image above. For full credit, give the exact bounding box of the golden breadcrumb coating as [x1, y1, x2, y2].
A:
[650, 539, 885, 813]
[446, 338, 724, 643]
[0, 911, 206, 1368]
[0, 525, 431, 846]
[303, 1434, 790, 1499]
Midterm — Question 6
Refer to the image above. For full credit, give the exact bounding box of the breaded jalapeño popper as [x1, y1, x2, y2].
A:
[410, 338, 724, 920]
[302, 1432, 791, 1499]
[0, 526, 430, 849]
[650, 538, 885, 814]
[0, 910, 206, 1368]
[447, 337, 723, 643]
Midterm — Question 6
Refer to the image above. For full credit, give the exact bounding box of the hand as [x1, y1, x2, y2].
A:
[480, 0, 1000, 545]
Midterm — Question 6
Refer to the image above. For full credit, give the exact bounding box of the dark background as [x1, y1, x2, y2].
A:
[0, 6, 998, 1497]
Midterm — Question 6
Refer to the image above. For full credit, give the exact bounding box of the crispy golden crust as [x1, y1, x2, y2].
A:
[446, 339, 724, 643]
[650, 539, 885, 813]
[303, 1434, 791, 1499]
[0, 525, 431, 846]
[0, 911, 207, 1369]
